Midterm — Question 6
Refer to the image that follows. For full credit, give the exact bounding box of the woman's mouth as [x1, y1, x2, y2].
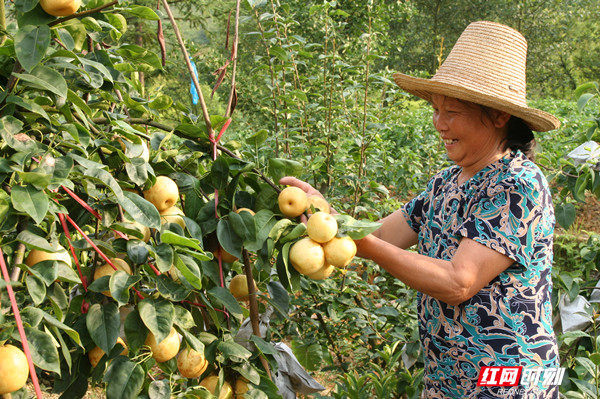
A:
[443, 139, 458, 145]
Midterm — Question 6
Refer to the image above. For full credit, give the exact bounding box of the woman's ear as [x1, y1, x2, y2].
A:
[492, 110, 512, 128]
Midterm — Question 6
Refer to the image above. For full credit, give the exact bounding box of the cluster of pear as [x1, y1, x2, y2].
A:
[278, 187, 357, 280]
[88, 324, 248, 398]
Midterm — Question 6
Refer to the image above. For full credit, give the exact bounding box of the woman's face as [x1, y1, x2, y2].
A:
[431, 95, 510, 174]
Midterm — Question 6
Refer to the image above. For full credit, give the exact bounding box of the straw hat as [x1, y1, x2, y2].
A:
[393, 21, 560, 132]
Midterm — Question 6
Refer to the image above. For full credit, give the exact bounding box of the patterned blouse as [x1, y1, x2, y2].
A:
[402, 151, 559, 398]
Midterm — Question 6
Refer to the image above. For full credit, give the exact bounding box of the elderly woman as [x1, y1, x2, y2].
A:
[282, 21, 560, 398]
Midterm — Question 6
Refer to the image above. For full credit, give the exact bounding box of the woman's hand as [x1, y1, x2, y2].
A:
[278, 176, 322, 197]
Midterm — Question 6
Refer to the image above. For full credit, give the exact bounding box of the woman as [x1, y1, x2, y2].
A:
[281, 21, 561, 398]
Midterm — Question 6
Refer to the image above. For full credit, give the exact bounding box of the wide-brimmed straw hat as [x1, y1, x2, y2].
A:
[393, 21, 560, 132]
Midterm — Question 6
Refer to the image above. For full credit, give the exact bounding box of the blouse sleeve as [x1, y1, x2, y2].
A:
[456, 174, 553, 269]
[402, 190, 427, 234]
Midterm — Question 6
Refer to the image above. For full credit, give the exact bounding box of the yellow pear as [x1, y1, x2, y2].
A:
[289, 237, 325, 276]
[278, 187, 308, 218]
[160, 206, 186, 229]
[93, 258, 132, 297]
[307, 195, 330, 214]
[229, 274, 256, 301]
[236, 208, 255, 216]
[0, 344, 29, 395]
[323, 236, 357, 268]
[145, 327, 180, 363]
[214, 246, 238, 263]
[88, 337, 128, 368]
[234, 378, 250, 398]
[143, 176, 179, 212]
[306, 264, 335, 280]
[199, 375, 233, 399]
[25, 242, 72, 268]
[306, 211, 338, 243]
[114, 221, 151, 242]
[40, 0, 81, 16]
[177, 347, 209, 378]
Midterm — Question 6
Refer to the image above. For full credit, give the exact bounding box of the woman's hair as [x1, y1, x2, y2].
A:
[476, 103, 536, 161]
[503, 116, 536, 161]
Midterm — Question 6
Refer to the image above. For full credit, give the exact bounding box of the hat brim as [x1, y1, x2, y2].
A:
[393, 73, 560, 132]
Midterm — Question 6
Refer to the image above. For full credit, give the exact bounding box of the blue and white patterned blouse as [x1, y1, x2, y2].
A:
[402, 151, 559, 398]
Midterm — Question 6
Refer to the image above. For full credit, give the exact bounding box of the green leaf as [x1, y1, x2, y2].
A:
[577, 93, 596, 112]
[268, 218, 294, 242]
[268, 158, 303, 182]
[13, 65, 68, 98]
[23, 327, 61, 375]
[574, 82, 598, 99]
[104, 357, 145, 399]
[14, 0, 38, 13]
[152, 243, 173, 273]
[14, 25, 50, 72]
[555, 203, 576, 229]
[250, 336, 278, 355]
[16, 231, 56, 252]
[217, 219, 243, 259]
[86, 303, 120, 354]
[178, 328, 205, 355]
[121, 191, 161, 230]
[42, 310, 82, 347]
[148, 380, 171, 399]
[26, 273, 46, 306]
[266, 281, 290, 316]
[291, 340, 323, 372]
[17, 170, 53, 188]
[149, 95, 173, 110]
[126, 239, 149, 264]
[269, 45, 288, 61]
[0, 116, 36, 152]
[67, 89, 93, 116]
[334, 214, 382, 240]
[29, 260, 58, 285]
[173, 123, 209, 140]
[124, 309, 147, 353]
[110, 271, 142, 307]
[11, 185, 49, 224]
[207, 286, 243, 319]
[278, 223, 306, 244]
[244, 209, 277, 252]
[217, 340, 253, 362]
[124, 5, 160, 20]
[173, 253, 203, 290]
[229, 211, 254, 245]
[160, 230, 203, 251]
[138, 298, 174, 343]
[6, 95, 50, 121]
[211, 157, 230, 190]
[173, 306, 196, 330]
[59, 19, 87, 52]
[246, 129, 268, 146]
[125, 158, 148, 187]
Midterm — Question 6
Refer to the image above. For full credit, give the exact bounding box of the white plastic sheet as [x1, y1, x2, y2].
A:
[234, 307, 326, 398]
[566, 141, 600, 170]
[559, 294, 592, 333]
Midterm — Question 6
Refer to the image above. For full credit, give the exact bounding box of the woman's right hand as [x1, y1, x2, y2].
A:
[278, 176, 322, 197]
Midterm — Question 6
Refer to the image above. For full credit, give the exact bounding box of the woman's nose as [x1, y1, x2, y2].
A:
[433, 112, 448, 132]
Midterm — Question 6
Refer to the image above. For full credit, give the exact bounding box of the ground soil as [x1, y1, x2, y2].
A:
[557, 193, 600, 234]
